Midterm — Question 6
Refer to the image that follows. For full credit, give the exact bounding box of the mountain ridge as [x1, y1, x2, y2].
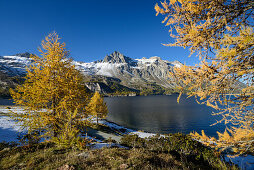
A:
[74, 51, 181, 88]
[0, 51, 182, 96]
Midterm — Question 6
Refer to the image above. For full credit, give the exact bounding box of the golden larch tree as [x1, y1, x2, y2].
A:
[155, 0, 254, 153]
[10, 32, 90, 146]
[86, 91, 108, 125]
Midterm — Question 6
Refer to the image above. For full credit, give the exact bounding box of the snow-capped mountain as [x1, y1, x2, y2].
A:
[74, 51, 182, 88]
[0, 51, 182, 91]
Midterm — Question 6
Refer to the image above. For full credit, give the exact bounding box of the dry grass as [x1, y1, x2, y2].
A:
[0, 134, 239, 169]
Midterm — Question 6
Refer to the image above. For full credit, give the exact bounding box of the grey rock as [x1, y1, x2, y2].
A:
[77, 152, 89, 159]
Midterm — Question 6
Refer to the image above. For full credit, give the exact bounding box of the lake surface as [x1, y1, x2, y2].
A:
[105, 94, 225, 137]
[0, 98, 14, 105]
[0, 95, 225, 137]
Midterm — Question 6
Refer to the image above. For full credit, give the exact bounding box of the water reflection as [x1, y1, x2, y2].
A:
[0, 95, 225, 137]
[105, 94, 225, 137]
[0, 98, 14, 105]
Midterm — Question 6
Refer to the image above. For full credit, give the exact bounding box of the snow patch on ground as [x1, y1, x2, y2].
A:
[96, 119, 161, 139]
[0, 116, 24, 142]
[91, 118, 159, 139]
[0, 106, 25, 114]
[95, 119, 134, 134]
[130, 131, 156, 138]
[89, 142, 128, 150]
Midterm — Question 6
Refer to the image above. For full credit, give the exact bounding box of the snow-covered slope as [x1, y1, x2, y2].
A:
[0, 51, 182, 88]
[0, 53, 33, 76]
[74, 52, 182, 88]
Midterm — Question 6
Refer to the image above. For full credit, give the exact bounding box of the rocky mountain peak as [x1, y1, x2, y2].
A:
[15, 52, 32, 58]
[171, 60, 183, 68]
[103, 51, 134, 64]
[149, 56, 161, 60]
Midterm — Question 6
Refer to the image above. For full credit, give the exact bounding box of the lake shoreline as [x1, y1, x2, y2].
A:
[0, 106, 253, 169]
[103, 93, 177, 98]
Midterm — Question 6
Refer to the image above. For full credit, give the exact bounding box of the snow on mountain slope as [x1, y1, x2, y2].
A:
[0, 51, 182, 88]
[72, 52, 183, 88]
[74, 61, 127, 77]
[0, 53, 33, 76]
[136, 57, 158, 67]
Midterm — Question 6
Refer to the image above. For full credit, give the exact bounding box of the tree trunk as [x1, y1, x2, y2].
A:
[53, 95, 58, 137]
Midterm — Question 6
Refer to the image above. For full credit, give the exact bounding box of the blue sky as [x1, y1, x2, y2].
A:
[0, 0, 199, 65]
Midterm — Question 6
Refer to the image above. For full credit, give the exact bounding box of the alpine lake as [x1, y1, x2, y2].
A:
[0, 94, 225, 137]
[105, 94, 225, 137]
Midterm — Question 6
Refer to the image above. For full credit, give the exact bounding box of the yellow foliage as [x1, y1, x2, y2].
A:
[201, 130, 209, 141]
[229, 127, 254, 142]
[156, 1, 254, 142]
[86, 91, 108, 124]
[191, 127, 254, 154]
[217, 128, 232, 143]
[156, 0, 254, 154]
[206, 100, 218, 110]
[10, 32, 90, 146]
